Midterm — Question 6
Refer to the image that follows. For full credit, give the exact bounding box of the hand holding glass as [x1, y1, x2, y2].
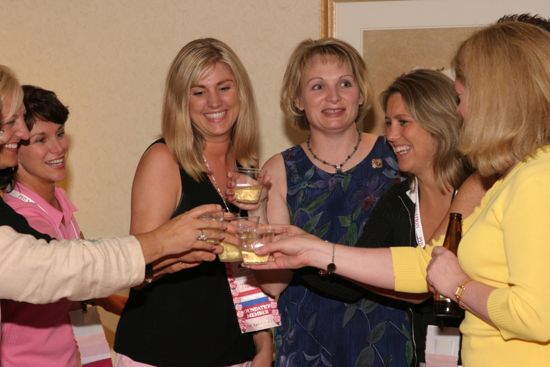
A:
[199, 212, 225, 244]
[240, 222, 280, 265]
[233, 168, 263, 204]
[217, 212, 244, 262]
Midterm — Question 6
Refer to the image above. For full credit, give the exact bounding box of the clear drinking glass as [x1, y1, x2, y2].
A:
[242, 228, 275, 265]
[236, 218, 272, 265]
[233, 168, 263, 204]
[199, 212, 224, 244]
[217, 212, 242, 262]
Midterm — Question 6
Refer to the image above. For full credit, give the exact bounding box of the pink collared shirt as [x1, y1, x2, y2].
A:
[2, 182, 81, 367]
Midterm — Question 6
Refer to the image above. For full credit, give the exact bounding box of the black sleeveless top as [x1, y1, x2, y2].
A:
[114, 142, 255, 367]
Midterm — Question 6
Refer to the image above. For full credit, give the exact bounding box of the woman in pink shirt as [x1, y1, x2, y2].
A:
[2, 85, 121, 367]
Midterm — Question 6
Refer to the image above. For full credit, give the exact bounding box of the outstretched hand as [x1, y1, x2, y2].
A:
[136, 204, 225, 264]
[246, 225, 324, 271]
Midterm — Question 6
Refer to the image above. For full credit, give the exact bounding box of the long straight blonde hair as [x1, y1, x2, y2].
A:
[162, 38, 259, 181]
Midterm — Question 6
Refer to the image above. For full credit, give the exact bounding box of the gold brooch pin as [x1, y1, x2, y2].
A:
[371, 158, 382, 168]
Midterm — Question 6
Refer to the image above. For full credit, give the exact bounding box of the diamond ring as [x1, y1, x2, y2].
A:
[197, 230, 208, 241]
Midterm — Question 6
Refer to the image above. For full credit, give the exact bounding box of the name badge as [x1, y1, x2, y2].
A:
[225, 263, 281, 333]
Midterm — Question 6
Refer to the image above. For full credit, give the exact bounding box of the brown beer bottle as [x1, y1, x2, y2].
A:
[433, 212, 464, 319]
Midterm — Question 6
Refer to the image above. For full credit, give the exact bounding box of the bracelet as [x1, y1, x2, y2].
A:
[454, 278, 475, 308]
[144, 263, 154, 284]
[318, 242, 336, 276]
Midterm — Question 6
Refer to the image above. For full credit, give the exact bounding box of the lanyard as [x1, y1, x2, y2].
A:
[408, 177, 427, 248]
[408, 178, 458, 248]
[7, 189, 80, 240]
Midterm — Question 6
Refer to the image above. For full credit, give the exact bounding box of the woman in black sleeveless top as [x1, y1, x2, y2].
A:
[114, 39, 272, 367]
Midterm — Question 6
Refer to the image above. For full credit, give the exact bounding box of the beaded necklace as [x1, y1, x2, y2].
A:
[306, 131, 361, 174]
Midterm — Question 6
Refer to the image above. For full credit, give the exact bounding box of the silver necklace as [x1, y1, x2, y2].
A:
[306, 131, 361, 174]
[203, 155, 231, 212]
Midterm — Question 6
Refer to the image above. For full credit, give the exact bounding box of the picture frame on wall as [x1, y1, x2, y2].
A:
[320, 0, 550, 132]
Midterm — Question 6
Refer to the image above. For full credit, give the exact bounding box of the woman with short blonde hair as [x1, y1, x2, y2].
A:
[280, 37, 373, 131]
[260, 37, 403, 367]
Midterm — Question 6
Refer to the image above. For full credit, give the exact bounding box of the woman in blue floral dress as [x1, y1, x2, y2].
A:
[259, 38, 412, 367]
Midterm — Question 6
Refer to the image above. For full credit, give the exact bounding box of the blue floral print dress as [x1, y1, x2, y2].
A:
[275, 136, 414, 367]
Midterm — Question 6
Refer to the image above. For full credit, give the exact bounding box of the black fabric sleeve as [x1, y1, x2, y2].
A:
[357, 180, 415, 249]
[0, 200, 52, 241]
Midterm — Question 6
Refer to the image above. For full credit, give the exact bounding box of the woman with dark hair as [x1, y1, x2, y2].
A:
[1, 85, 126, 366]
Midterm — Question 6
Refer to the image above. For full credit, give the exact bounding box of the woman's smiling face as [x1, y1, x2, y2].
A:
[384, 92, 437, 179]
[0, 95, 29, 170]
[17, 119, 68, 187]
[295, 55, 363, 133]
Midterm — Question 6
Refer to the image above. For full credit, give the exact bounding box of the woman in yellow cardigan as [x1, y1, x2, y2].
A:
[250, 22, 550, 366]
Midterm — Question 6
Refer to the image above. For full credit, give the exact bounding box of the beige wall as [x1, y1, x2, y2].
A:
[0, 0, 320, 238]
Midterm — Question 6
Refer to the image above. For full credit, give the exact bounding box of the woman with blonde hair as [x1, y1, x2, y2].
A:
[259, 38, 403, 366]
[252, 22, 550, 366]
[358, 68, 471, 365]
[114, 38, 272, 367]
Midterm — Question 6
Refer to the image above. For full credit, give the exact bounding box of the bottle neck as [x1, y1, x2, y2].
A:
[443, 212, 462, 254]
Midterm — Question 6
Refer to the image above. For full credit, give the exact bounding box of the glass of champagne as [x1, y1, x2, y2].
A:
[218, 212, 243, 262]
[233, 168, 263, 204]
[199, 212, 225, 244]
[245, 225, 278, 265]
[236, 219, 274, 265]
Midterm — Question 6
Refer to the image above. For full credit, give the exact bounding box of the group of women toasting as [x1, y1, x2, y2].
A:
[1, 12, 549, 367]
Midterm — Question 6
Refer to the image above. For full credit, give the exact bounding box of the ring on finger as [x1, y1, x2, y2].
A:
[197, 229, 208, 241]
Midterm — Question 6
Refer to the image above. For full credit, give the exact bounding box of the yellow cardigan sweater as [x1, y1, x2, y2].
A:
[391, 147, 550, 366]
